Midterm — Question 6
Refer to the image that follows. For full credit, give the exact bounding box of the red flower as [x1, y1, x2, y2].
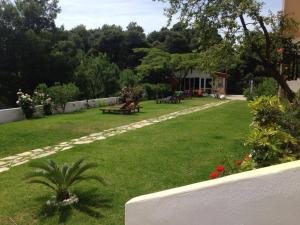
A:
[216, 165, 225, 173]
[277, 48, 284, 54]
[210, 171, 219, 179]
[235, 160, 243, 167]
[244, 155, 251, 161]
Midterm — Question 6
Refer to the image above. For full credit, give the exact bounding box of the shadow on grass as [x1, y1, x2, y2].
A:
[38, 188, 112, 224]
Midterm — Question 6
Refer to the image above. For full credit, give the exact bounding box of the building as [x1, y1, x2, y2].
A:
[284, 0, 300, 93]
[176, 70, 227, 95]
[283, 0, 300, 42]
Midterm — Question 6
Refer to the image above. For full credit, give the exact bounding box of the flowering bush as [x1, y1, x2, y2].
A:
[120, 85, 144, 103]
[16, 90, 35, 119]
[33, 90, 53, 116]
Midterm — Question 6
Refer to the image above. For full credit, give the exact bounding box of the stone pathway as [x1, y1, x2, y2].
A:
[0, 101, 230, 173]
[226, 95, 247, 101]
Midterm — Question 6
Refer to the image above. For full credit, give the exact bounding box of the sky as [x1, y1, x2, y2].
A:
[55, 0, 283, 34]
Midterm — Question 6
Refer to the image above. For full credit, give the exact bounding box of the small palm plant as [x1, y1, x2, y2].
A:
[26, 158, 105, 205]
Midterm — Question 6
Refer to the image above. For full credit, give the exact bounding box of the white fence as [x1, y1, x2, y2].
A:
[0, 97, 119, 124]
[126, 160, 300, 225]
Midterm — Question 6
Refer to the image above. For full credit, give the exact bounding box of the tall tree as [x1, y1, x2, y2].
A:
[157, 0, 299, 101]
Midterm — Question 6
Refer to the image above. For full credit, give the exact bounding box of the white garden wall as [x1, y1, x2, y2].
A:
[0, 97, 119, 124]
[126, 160, 300, 225]
[288, 78, 300, 93]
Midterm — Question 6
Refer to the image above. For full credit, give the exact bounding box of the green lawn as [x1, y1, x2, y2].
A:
[0, 98, 216, 158]
[0, 100, 251, 225]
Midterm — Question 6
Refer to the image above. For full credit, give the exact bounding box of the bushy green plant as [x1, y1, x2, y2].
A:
[26, 158, 105, 205]
[120, 85, 144, 102]
[245, 126, 297, 167]
[119, 69, 141, 88]
[243, 78, 278, 101]
[143, 83, 172, 100]
[16, 90, 35, 119]
[34, 84, 53, 116]
[49, 83, 80, 113]
[246, 96, 298, 167]
[249, 96, 285, 127]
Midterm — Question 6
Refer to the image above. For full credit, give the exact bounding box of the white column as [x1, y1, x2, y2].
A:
[204, 78, 207, 91]
[199, 78, 201, 91]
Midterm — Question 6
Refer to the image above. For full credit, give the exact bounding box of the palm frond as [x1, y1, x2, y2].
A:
[65, 158, 86, 183]
[28, 160, 54, 173]
[28, 179, 57, 191]
[61, 163, 70, 178]
[71, 175, 106, 186]
[67, 163, 98, 186]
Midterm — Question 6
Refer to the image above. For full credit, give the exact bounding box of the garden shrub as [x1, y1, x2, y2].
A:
[119, 69, 141, 88]
[26, 158, 105, 206]
[34, 84, 53, 116]
[49, 83, 80, 113]
[120, 85, 144, 103]
[16, 90, 35, 119]
[248, 96, 285, 127]
[246, 96, 299, 167]
[243, 77, 278, 101]
[245, 126, 297, 167]
[143, 83, 172, 100]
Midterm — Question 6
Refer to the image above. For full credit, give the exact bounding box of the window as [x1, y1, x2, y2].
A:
[200, 78, 205, 88]
[195, 78, 199, 89]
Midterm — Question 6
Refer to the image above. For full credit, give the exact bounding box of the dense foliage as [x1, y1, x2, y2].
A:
[245, 96, 300, 167]
[1, 0, 299, 109]
[0, 0, 224, 108]
[157, 0, 300, 102]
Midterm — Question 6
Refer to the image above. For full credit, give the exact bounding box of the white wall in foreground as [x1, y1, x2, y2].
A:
[0, 97, 119, 124]
[126, 160, 300, 225]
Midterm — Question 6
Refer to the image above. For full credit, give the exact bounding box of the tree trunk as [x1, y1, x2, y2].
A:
[270, 66, 296, 102]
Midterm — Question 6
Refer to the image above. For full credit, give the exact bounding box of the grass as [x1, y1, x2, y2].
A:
[0, 100, 251, 225]
[0, 98, 216, 158]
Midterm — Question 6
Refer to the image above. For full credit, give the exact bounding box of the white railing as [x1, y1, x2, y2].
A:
[0, 97, 119, 124]
[126, 160, 300, 225]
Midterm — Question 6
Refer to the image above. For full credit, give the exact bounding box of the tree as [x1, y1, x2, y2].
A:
[123, 22, 149, 68]
[75, 54, 120, 99]
[48, 83, 79, 113]
[119, 69, 140, 88]
[0, 0, 65, 107]
[157, 0, 299, 102]
[94, 25, 126, 68]
[170, 53, 199, 90]
[135, 48, 172, 83]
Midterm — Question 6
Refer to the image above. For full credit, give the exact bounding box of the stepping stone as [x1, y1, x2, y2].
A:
[61, 146, 73, 151]
[0, 161, 9, 166]
[17, 151, 33, 157]
[1, 155, 21, 161]
[95, 136, 106, 141]
[74, 140, 93, 145]
[0, 167, 9, 173]
[31, 149, 44, 153]
[90, 133, 103, 137]
[12, 160, 29, 167]
[32, 151, 56, 159]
